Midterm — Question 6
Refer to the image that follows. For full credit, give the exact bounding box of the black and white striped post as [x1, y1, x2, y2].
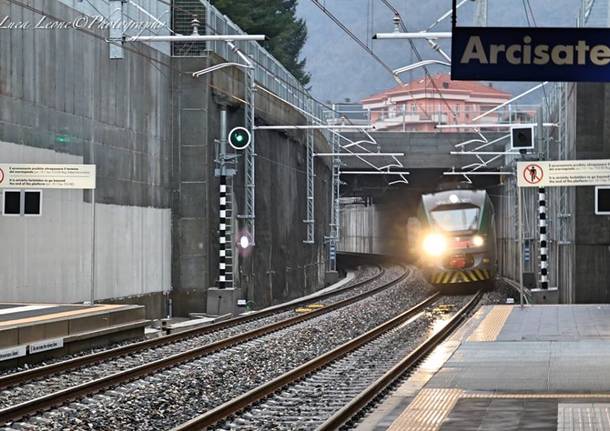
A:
[539, 186, 548, 289]
[219, 175, 228, 288]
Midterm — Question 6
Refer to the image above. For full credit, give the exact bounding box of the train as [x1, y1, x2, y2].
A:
[415, 187, 497, 290]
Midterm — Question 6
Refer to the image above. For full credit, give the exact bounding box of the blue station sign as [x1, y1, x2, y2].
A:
[451, 26, 610, 82]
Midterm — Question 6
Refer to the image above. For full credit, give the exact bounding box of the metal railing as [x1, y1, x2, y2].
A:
[324, 104, 541, 132]
[200, 0, 325, 122]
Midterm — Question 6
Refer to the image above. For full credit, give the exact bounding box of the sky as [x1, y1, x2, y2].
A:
[296, 0, 581, 103]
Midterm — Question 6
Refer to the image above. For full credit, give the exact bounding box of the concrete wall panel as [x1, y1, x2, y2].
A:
[339, 202, 410, 258]
[0, 0, 172, 313]
[0, 141, 171, 304]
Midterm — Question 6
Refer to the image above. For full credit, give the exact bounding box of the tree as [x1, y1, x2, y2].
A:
[211, 0, 310, 86]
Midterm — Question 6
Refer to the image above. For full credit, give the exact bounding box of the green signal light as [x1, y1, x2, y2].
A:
[55, 135, 71, 144]
[228, 127, 251, 150]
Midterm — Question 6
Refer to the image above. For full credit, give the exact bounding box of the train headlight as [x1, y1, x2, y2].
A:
[472, 235, 484, 247]
[422, 233, 447, 257]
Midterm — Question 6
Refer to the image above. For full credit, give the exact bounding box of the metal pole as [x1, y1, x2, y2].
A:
[109, 0, 124, 59]
[537, 107, 548, 290]
[90, 189, 96, 304]
[219, 107, 228, 289]
[330, 133, 338, 271]
[452, 0, 457, 28]
[539, 187, 548, 289]
[474, 0, 488, 26]
[219, 107, 227, 176]
[243, 67, 256, 244]
[304, 99, 315, 244]
[373, 32, 453, 40]
[518, 186, 524, 307]
[124, 35, 267, 42]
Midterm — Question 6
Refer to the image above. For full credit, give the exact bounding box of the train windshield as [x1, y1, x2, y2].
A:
[430, 205, 480, 232]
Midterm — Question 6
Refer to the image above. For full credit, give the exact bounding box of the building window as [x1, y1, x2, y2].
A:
[3, 191, 21, 215]
[2, 190, 42, 216]
[24, 191, 42, 216]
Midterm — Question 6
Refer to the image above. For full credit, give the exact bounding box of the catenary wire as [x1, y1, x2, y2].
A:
[378, 0, 459, 124]
[308, 0, 402, 84]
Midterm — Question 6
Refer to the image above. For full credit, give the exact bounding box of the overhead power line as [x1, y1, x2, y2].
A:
[308, 0, 402, 84]
[378, 0, 459, 122]
[520, 0, 551, 113]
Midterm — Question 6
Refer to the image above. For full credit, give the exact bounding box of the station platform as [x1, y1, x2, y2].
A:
[359, 305, 610, 431]
[0, 303, 148, 369]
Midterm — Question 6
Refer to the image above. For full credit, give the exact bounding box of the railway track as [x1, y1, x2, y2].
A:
[319, 291, 482, 431]
[0, 265, 413, 427]
[173, 291, 482, 431]
[0, 265, 383, 387]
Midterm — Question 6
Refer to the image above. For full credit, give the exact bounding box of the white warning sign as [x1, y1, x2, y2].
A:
[0, 164, 96, 189]
[0, 345, 26, 362]
[28, 338, 64, 354]
[517, 160, 610, 188]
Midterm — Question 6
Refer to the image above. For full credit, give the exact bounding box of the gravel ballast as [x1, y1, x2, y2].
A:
[0, 267, 388, 411]
[13, 266, 432, 430]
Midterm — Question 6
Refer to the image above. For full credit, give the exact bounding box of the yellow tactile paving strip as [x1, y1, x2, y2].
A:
[464, 392, 610, 399]
[387, 388, 462, 431]
[390, 389, 610, 431]
[0, 304, 126, 327]
[467, 305, 513, 342]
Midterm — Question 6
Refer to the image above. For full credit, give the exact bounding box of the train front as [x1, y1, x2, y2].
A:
[417, 189, 496, 289]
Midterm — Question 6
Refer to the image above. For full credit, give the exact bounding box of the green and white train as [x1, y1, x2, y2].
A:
[416, 187, 497, 290]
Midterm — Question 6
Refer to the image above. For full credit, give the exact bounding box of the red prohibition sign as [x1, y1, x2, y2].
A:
[523, 163, 544, 184]
[0, 167, 4, 185]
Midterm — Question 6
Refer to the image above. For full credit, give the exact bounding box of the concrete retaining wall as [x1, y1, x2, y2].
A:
[338, 201, 410, 259]
[0, 0, 172, 317]
[572, 83, 610, 303]
[0, 141, 172, 304]
[170, 56, 332, 314]
[0, 0, 334, 317]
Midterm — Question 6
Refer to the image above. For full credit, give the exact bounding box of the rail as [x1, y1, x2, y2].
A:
[317, 290, 482, 430]
[0, 266, 384, 390]
[171, 288, 438, 431]
[0, 266, 409, 425]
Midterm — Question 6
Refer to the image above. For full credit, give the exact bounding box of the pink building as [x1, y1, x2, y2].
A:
[361, 73, 512, 132]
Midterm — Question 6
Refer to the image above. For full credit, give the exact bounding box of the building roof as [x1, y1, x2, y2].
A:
[361, 73, 511, 103]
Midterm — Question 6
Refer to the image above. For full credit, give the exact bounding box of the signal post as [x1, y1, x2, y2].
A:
[207, 106, 253, 316]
